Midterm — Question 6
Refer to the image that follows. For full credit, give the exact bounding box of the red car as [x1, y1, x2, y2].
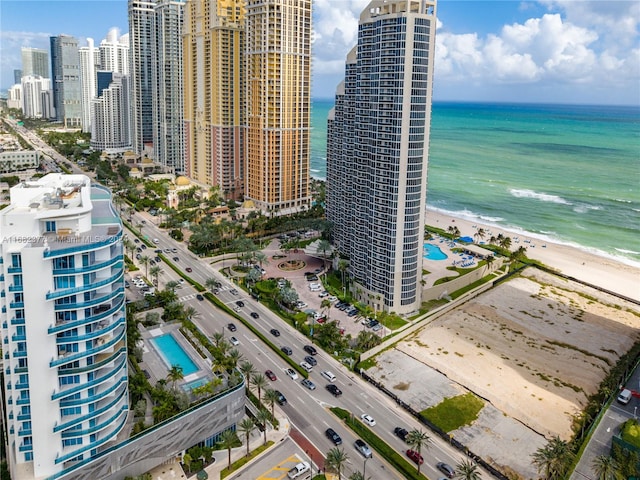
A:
[265, 370, 277, 381]
[406, 449, 423, 465]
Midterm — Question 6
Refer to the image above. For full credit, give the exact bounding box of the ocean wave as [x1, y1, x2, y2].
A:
[310, 169, 321, 173]
[615, 248, 640, 255]
[573, 204, 602, 214]
[509, 188, 572, 205]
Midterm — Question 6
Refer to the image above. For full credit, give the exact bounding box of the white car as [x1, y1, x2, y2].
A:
[300, 361, 313, 372]
[360, 414, 376, 427]
[287, 461, 310, 479]
[229, 336, 240, 346]
[321, 370, 336, 382]
[285, 368, 298, 380]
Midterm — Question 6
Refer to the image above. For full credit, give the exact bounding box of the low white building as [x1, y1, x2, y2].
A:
[0, 150, 40, 174]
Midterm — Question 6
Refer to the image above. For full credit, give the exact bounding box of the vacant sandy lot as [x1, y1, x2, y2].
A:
[401, 268, 640, 439]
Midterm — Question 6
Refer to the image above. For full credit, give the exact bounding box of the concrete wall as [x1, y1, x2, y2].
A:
[54, 381, 245, 480]
[421, 258, 504, 302]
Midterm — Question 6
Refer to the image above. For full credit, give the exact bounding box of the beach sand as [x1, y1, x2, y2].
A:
[425, 208, 640, 301]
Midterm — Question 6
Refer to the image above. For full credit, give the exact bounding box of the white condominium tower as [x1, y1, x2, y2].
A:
[21, 47, 49, 79]
[79, 38, 100, 133]
[326, 0, 437, 314]
[244, 0, 312, 212]
[0, 175, 128, 478]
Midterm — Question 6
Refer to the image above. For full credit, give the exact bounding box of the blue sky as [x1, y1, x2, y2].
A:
[1, 0, 638, 105]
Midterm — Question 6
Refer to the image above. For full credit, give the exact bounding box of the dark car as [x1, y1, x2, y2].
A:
[154, 256, 161, 262]
[270, 328, 281, 337]
[303, 345, 317, 355]
[406, 450, 424, 465]
[186, 267, 192, 272]
[265, 370, 277, 381]
[275, 390, 287, 405]
[227, 323, 237, 332]
[196, 294, 204, 301]
[394, 427, 409, 441]
[301, 378, 316, 390]
[250, 312, 259, 319]
[437, 462, 455, 478]
[304, 355, 317, 366]
[326, 384, 342, 397]
[325, 428, 342, 445]
[235, 300, 244, 308]
[172, 256, 179, 261]
[281, 346, 292, 355]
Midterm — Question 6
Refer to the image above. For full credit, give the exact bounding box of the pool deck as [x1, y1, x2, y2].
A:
[139, 323, 214, 392]
[422, 236, 482, 288]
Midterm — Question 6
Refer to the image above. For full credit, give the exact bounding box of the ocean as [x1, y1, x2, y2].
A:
[310, 100, 640, 266]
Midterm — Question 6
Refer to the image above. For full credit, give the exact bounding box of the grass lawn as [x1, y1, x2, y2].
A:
[621, 419, 640, 448]
[420, 392, 484, 432]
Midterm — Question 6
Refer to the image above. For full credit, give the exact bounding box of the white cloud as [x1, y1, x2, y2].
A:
[0, 31, 52, 84]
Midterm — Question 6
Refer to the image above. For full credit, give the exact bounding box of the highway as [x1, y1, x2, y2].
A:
[10, 120, 481, 479]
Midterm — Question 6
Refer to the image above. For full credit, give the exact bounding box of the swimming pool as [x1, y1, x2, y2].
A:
[183, 377, 209, 392]
[424, 243, 448, 260]
[151, 334, 199, 376]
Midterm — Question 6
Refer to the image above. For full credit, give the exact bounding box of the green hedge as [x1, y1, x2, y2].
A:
[220, 441, 274, 479]
[330, 407, 428, 480]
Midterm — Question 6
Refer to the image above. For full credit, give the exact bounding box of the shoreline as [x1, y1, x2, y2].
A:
[425, 207, 640, 302]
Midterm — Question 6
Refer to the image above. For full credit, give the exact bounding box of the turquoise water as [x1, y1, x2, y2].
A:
[183, 377, 209, 392]
[424, 243, 448, 261]
[311, 100, 640, 265]
[151, 334, 198, 376]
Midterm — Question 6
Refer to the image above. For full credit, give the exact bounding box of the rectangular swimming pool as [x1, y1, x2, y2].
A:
[150, 334, 199, 376]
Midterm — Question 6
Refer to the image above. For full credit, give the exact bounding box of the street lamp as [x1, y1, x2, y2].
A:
[363, 456, 369, 479]
[634, 406, 637, 420]
[306, 450, 313, 477]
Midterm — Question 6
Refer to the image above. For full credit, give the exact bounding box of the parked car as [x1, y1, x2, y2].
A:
[265, 370, 277, 381]
[354, 439, 373, 458]
[287, 462, 310, 480]
[285, 368, 298, 380]
[303, 345, 317, 355]
[325, 428, 342, 445]
[394, 427, 409, 441]
[360, 414, 376, 426]
[437, 462, 455, 478]
[406, 449, 424, 465]
[270, 328, 281, 337]
[326, 384, 342, 397]
[281, 346, 292, 355]
[301, 378, 316, 390]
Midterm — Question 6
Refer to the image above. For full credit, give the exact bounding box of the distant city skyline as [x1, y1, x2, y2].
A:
[0, 0, 639, 105]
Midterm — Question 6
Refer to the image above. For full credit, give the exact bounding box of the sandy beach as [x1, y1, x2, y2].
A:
[425, 208, 640, 301]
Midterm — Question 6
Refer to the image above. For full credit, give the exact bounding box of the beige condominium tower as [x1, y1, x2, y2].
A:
[245, 0, 312, 212]
[183, 0, 246, 198]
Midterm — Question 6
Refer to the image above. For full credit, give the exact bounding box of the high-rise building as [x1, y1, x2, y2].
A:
[0, 174, 128, 478]
[128, 0, 155, 154]
[244, 0, 312, 211]
[21, 75, 52, 119]
[50, 35, 82, 128]
[13, 70, 23, 84]
[21, 47, 49, 78]
[153, 0, 185, 173]
[326, 0, 437, 314]
[79, 38, 100, 133]
[99, 28, 130, 75]
[7, 84, 22, 110]
[183, 0, 245, 192]
[91, 72, 132, 153]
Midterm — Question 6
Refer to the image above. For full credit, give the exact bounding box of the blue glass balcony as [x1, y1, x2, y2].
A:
[12, 334, 26, 342]
[13, 350, 27, 358]
[50, 327, 125, 367]
[16, 397, 30, 405]
[7, 267, 22, 274]
[49, 297, 124, 334]
[15, 381, 29, 390]
[9, 302, 25, 309]
[17, 413, 31, 421]
[11, 318, 25, 326]
[55, 316, 124, 344]
[46, 270, 123, 300]
[8, 284, 23, 292]
[61, 404, 127, 438]
[43, 233, 122, 259]
[53, 258, 123, 276]
[58, 347, 126, 378]
[54, 287, 124, 311]
[18, 428, 32, 437]
[18, 444, 33, 453]
[52, 355, 127, 401]
[55, 385, 127, 433]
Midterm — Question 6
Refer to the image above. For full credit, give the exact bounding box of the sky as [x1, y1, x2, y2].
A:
[0, 0, 638, 105]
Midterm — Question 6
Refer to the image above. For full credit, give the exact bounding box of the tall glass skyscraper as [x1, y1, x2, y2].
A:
[21, 47, 49, 79]
[50, 35, 82, 128]
[326, 0, 437, 314]
[244, 0, 312, 212]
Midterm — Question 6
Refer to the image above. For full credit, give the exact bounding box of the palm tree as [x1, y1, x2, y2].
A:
[237, 417, 257, 457]
[475, 228, 486, 243]
[140, 255, 150, 277]
[165, 280, 179, 292]
[211, 331, 225, 348]
[349, 473, 366, 480]
[591, 455, 623, 480]
[484, 255, 495, 274]
[325, 447, 349, 480]
[137, 222, 144, 236]
[532, 436, 575, 480]
[205, 277, 219, 291]
[239, 361, 256, 392]
[406, 429, 431, 475]
[166, 364, 184, 390]
[337, 259, 348, 290]
[251, 373, 268, 403]
[255, 409, 271, 445]
[321, 298, 332, 322]
[263, 389, 279, 418]
[149, 265, 162, 286]
[225, 348, 243, 371]
[455, 460, 481, 480]
[218, 429, 239, 468]
[183, 306, 199, 323]
[123, 237, 135, 259]
[317, 239, 332, 269]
